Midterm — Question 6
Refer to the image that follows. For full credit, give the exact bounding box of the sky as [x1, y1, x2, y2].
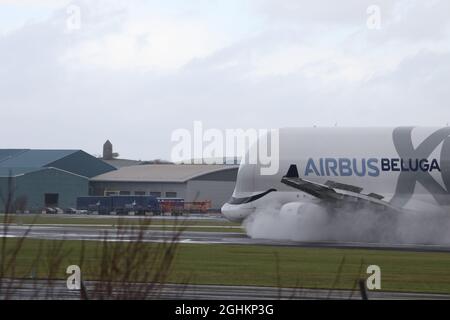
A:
[1, 0, 450, 160]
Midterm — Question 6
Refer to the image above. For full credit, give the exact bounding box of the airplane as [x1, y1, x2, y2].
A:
[221, 127, 450, 223]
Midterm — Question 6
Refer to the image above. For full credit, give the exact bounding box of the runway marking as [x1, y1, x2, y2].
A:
[2, 224, 450, 252]
[0, 223, 242, 229]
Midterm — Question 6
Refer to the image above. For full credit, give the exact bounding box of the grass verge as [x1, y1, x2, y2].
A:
[2, 214, 240, 227]
[3, 238, 450, 294]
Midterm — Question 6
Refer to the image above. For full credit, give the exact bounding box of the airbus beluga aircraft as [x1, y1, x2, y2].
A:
[221, 127, 450, 223]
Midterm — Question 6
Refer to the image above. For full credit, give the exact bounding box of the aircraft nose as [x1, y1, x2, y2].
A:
[221, 203, 254, 222]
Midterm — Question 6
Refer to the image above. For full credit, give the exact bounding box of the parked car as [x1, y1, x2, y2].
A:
[44, 207, 57, 214]
[64, 207, 77, 214]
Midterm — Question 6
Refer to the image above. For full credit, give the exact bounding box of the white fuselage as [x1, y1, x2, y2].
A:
[222, 127, 450, 222]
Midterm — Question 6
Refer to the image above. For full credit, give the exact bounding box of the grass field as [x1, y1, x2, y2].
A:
[3, 238, 450, 294]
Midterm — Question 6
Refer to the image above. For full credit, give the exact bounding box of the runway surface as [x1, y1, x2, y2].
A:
[1, 279, 449, 300]
[2, 223, 450, 253]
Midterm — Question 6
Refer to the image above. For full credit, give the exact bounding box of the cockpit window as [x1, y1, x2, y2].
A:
[227, 188, 276, 205]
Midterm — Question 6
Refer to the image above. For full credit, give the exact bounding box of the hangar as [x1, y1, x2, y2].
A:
[0, 167, 89, 212]
[0, 149, 115, 212]
[90, 164, 239, 210]
[0, 149, 115, 178]
[0, 147, 240, 212]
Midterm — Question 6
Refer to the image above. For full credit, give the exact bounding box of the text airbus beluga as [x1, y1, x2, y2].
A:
[221, 127, 450, 222]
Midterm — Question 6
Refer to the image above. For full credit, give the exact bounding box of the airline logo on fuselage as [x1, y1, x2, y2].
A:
[303, 127, 450, 207]
[303, 158, 441, 177]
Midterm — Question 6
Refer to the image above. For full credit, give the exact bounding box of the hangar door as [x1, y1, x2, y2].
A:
[44, 193, 59, 207]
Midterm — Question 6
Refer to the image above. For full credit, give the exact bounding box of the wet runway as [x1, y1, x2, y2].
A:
[1, 279, 449, 300]
[2, 224, 450, 253]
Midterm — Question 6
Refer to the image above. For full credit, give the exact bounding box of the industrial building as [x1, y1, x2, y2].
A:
[0, 149, 115, 212]
[0, 149, 115, 178]
[100, 140, 144, 168]
[0, 146, 239, 213]
[0, 167, 89, 212]
[90, 164, 239, 210]
[100, 140, 173, 169]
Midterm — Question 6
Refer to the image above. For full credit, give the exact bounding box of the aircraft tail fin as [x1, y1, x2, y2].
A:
[285, 164, 299, 178]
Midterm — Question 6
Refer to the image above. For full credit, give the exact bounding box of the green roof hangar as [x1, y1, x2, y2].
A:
[0, 149, 115, 213]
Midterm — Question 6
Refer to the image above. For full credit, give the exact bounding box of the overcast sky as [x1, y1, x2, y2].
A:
[1, 0, 450, 160]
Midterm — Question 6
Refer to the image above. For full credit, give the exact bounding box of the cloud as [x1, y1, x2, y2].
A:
[0, 1, 449, 159]
[63, 17, 226, 71]
[255, 0, 396, 27]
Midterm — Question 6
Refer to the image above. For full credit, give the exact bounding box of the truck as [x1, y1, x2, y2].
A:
[76, 196, 112, 215]
[76, 195, 160, 215]
[111, 195, 160, 215]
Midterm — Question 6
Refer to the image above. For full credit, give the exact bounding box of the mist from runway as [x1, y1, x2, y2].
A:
[243, 203, 450, 245]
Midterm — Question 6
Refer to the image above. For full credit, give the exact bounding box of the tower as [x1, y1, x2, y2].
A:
[103, 140, 113, 160]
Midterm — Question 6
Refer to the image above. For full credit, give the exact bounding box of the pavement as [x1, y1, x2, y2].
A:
[2, 224, 450, 253]
[1, 279, 449, 300]
[2, 214, 450, 300]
